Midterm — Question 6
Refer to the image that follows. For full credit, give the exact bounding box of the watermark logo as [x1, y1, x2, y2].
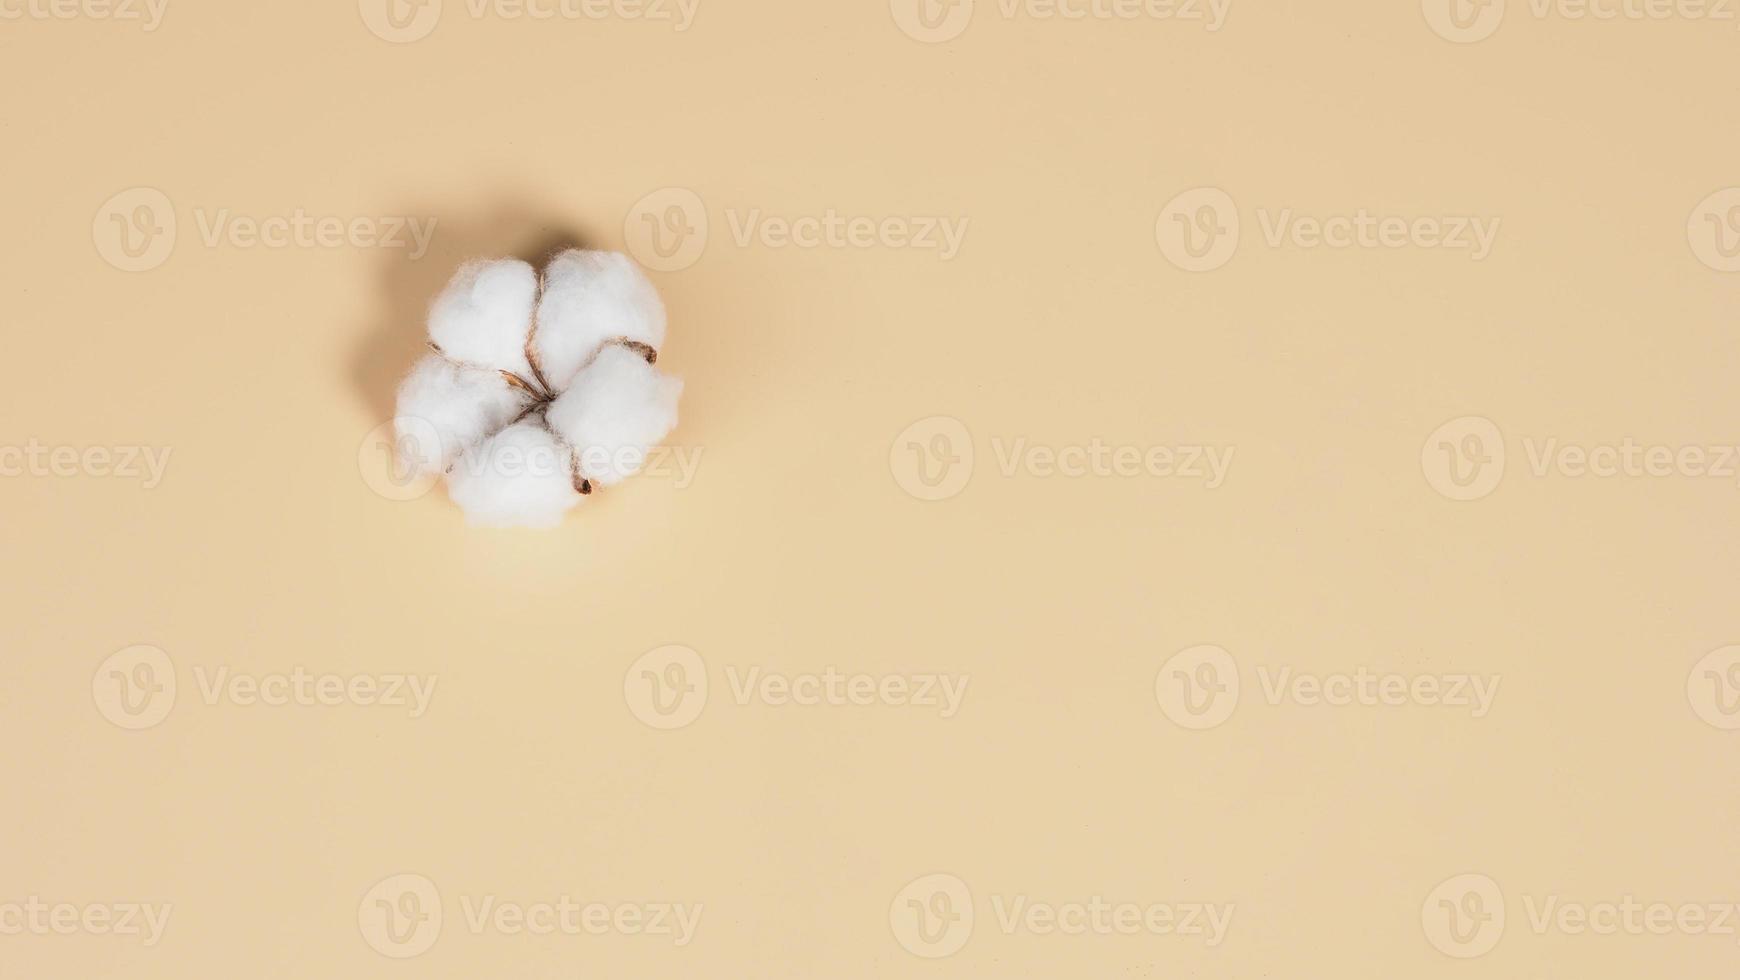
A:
[1688, 645, 1740, 730]
[359, 0, 442, 41]
[1422, 415, 1505, 501]
[625, 189, 968, 269]
[1154, 644, 1239, 729]
[625, 645, 708, 729]
[95, 190, 435, 267]
[359, 418, 443, 502]
[1688, 188, 1740, 272]
[94, 646, 437, 727]
[360, 874, 699, 951]
[625, 187, 709, 272]
[1425, 875, 1740, 951]
[1427, 0, 1740, 41]
[1422, 0, 1506, 42]
[890, 873, 974, 958]
[625, 648, 968, 726]
[1427, 418, 1740, 497]
[892, 419, 1232, 500]
[359, 873, 443, 958]
[1158, 647, 1500, 727]
[891, 416, 974, 501]
[1156, 187, 1240, 272]
[92, 645, 176, 730]
[1422, 873, 1506, 958]
[890, 0, 974, 41]
[891, 875, 1233, 955]
[1160, 190, 1500, 269]
[93, 187, 176, 272]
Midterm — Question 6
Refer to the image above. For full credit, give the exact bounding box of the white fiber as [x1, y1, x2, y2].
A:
[546, 344, 683, 488]
[427, 258, 539, 378]
[532, 249, 667, 389]
[391, 250, 684, 528]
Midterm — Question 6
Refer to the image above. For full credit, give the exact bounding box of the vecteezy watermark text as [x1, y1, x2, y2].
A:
[1422, 415, 1740, 501]
[890, 416, 1235, 502]
[360, 0, 700, 43]
[990, 437, 1233, 485]
[358, 419, 705, 503]
[94, 187, 437, 272]
[459, 896, 702, 944]
[624, 188, 968, 271]
[724, 666, 969, 717]
[0, 0, 168, 29]
[1156, 188, 1500, 272]
[92, 645, 438, 730]
[1424, 0, 1740, 44]
[193, 209, 435, 258]
[0, 441, 171, 488]
[1422, 872, 1740, 959]
[725, 210, 969, 259]
[889, 0, 1231, 43]
[357, 874, 699, 959]
[190, 667, 437, 718]
[1155, 645, 1501, 730]
[0, 898, 172, 946]
[624, 646, 970, 730]
[888, 873, 1234, 958]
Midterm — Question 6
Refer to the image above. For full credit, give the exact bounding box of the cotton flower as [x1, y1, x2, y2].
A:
[394, 250, 683, 528]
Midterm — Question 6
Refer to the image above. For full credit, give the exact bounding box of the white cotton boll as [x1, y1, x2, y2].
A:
[445, 420, 582, 528]
[393, 354, 530, 476]
[545, 344, 683, 487]
[427, 258, 539, 377]
[532, 250, 667, 389]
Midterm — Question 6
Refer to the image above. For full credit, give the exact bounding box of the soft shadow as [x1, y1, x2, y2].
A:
[350, 200, 592, 421]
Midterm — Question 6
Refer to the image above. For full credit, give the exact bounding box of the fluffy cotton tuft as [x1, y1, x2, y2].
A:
[445, 420, 582, 528]
[427, 258, 539, 378]
[546, 345, 683, 487]
[394, 354, 530, 476]
[390, 249, 684, 528]
[532, 250, 667, 389]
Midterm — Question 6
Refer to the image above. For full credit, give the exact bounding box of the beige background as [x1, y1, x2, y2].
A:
[3, 0, 1739, 976]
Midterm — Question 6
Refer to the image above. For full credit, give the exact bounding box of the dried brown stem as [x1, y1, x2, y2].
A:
[501, 371, 544, 397]
[523, 271, 554, 396]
